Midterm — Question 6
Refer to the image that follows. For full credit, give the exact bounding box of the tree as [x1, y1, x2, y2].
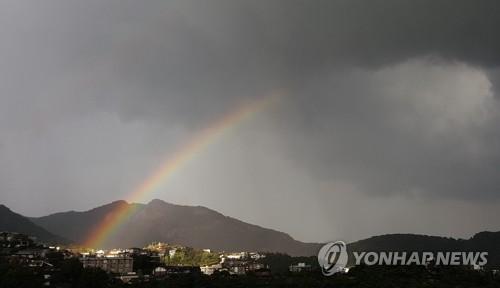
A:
[55, 258, 83, 287]
[78, 267, 110, 288]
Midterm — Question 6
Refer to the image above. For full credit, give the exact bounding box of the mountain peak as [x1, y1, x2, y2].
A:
[88, 200, 130, 212]
[147, 198, 168, 205]
[110, 199, 129, 206]
[29, 199, 320, 255]
[146, 198, 175, 208]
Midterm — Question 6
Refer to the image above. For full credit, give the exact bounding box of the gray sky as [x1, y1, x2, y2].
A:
[1, 0, 500, 243]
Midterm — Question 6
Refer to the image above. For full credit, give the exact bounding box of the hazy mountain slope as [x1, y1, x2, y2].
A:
[19, 199, 500, 265]
[29, 200, 143, 245]
[347, 234, 464, 253]
[31, 199, 321, 256]
[0, 204, 68, 244]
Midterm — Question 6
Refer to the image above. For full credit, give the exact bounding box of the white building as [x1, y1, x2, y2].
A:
[200, 264, 222, 275]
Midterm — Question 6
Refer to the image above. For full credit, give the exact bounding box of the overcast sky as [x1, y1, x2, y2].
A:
[2, 0, 500, 243]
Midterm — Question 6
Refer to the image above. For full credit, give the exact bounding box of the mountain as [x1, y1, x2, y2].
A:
[30, 199, 322, 256]
[31, 200, 143, 247]
[0, 204, 69, 244]
[12, 199, 500, 264]
[346, 232, 500, 267]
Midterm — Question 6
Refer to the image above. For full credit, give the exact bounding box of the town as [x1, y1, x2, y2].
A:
[2, 230, 500, 288]
[0, 230, 313, 287]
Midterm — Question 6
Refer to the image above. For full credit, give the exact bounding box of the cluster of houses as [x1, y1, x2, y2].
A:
[77, 247, 273, 283]
[1, 230, 277, 284]
[1, 231, 68, 268]
[1, 231, 38, 252]
[2, 231, 312, 281]
[199, 251, 270, 276]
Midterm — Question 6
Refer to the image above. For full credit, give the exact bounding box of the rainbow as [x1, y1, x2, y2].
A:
[84, 91, 282, 248]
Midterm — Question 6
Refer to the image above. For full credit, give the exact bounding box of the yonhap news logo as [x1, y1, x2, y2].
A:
[318, 241, 488, 276]
[317, 241, 348, 276]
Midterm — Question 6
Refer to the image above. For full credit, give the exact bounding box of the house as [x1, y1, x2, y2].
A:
[226, 252, 245, 260]
[228, 265, 247, 275]
[0, 231, 37, 246]
[0, 231, 11, 242]
[168, 249, 176, 257]
[0, 231, 18, 242]
[14, 248, 47, 259]
[200, 264, 222, 275]
[153, 266, 167, 277]
[79, 256, 133, 274]
[220, 258, 268, 276]
[29, 260, 54, 269]
[126, 247, 144, 254]
[117, 272, 141, 284]
[152, 264, 200, 277]
[95, 250, 105, 257]
[108, 249, 126, 257]
[289, 263, 312, 272]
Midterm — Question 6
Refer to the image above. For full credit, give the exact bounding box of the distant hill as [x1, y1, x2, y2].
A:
[30, 199, 322, 256]
[346, 232, 500, 267]
[0, 204, 69, 244]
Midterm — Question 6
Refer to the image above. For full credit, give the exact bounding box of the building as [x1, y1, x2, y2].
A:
[228, 265, 248, 275]
[289, 263, 312, 272]
[0, 231, 37, 247]
[79, 256, 133, 274]
[14, 248, 47, 260]
[226, 252, 247, 260]
[117, 272, 141, 284]
[152, 265, 200, 276]
[200, 264, 222, 275]
[168, 249, 177, 257]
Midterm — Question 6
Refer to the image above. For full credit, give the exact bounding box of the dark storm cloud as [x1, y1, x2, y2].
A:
[96, 0, 500, 200]
[49, 0, 500, 124]
[280, 61, 500, 199]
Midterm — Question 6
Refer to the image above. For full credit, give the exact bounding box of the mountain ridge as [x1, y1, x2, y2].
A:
[346, 231, 500, 267]
[30, 199, 322, 256]
[0, 204, 69, 244]
[8, 199, 499, 262]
